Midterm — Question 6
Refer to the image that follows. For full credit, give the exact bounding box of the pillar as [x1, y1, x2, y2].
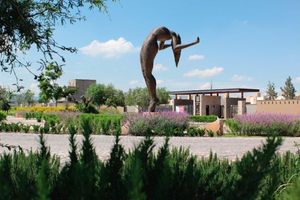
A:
[238, 100, 246, 115]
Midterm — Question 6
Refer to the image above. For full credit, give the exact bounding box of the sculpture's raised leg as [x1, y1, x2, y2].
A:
[144, 73, 159, 112]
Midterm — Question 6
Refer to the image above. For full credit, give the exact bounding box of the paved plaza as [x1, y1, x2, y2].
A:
[1, 133, 300, 162]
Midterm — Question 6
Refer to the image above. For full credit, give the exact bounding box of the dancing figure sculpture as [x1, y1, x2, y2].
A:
[140, 26, 200, 112]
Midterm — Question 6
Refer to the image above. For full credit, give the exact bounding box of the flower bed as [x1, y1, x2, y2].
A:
[126, 112, 189, 136]
[16, 105, 77, 113]
[226, 113, 300, 136]
[2, 111, 220, 136]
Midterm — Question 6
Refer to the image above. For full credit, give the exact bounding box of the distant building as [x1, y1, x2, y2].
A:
[246, 92, 263, 104]
[68, 79, 96, 101]
[170, 88, 260, 119]
[276, 96, 285, 100]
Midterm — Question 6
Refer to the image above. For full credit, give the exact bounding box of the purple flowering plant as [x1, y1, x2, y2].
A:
[234, 113, 300, 126]
[230, 113, 300, 136]
[124, 112, 189, 136]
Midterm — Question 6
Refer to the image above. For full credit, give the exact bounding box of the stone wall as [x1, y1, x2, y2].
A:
[189, 118, 224, 135]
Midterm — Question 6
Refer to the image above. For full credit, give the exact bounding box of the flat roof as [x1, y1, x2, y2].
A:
[169, 88, 260, 95]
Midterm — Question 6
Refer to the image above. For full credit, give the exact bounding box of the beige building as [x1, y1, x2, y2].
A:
[170, 88, 260, 119]
[69, 79, 96, 101]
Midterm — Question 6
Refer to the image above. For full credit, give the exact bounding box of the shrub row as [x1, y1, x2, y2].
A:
[2, 111, 220, 137]
[186, 127, 217, 137]
[78, 113, 123, 135]
[25, 112, 60, 126]
[0, 123, 67, 134]
[0, 123, 299, 199]
[225, 119, 300, 136]
[190, 115, 217, 123]
[0, 113, 124, 135]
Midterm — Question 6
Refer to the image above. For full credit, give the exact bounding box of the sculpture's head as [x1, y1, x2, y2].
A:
[171, 33, 181, 67]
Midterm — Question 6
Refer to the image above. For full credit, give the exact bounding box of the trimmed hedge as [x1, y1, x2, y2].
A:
[78, 113, 123, 135]
[190, 115, 217, 123]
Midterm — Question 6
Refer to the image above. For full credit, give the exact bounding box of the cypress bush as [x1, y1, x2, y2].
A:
[1, 128, 300, 199]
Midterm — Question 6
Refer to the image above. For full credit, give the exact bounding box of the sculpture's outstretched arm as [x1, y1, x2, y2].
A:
[172, 36, 200, 52]
[159, 41, 172, 50]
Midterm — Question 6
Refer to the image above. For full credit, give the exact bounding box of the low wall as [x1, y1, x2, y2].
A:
[189, 118, 224, 135]
[257, 100, 300, 114]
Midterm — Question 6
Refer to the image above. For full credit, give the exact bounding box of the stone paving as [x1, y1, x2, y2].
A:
[1, 133, 300, 162]
[4, 116, 43, 126]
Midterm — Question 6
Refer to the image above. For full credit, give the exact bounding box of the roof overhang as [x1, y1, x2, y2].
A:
[169, 88, 260, 95]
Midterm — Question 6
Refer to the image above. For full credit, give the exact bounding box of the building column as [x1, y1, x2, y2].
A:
[172, 99, 176, 112]
[200, 94, 204, 115]
[238, 100, 246, 115]
[224, 95, 230, 119]
[193, 95, 196, 115]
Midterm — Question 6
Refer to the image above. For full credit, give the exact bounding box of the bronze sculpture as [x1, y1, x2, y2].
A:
[140, 26, 200, 112]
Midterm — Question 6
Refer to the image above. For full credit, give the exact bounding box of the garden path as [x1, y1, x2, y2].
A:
[1, 133, 300, 162]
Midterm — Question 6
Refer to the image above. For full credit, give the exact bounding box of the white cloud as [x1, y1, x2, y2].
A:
[231, 74, 253, 82]
[129, 80, 139, 85]
[188, 54, 205, 61]
[184, 66, 224, 78]
[154, 63, 168, 72]
[80, 37, 137, 58]
[294, 77, 300, 83]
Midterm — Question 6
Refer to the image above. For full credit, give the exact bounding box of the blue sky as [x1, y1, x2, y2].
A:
[1, 0, 300, 96]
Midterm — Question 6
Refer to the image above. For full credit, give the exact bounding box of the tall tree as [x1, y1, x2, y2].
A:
[38, 62, 74, 106]
[125, 87, 149, 109]
[52, 84, 64, 106]
[24, 89, 35, 106]
[125, 87, 170, 109]
[280, 76, 296, 100]
[266, 82, 277, 100]
[38, 63, 62, 103]
[0, 0, 117, 89]
[85, 83, 125, 107]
